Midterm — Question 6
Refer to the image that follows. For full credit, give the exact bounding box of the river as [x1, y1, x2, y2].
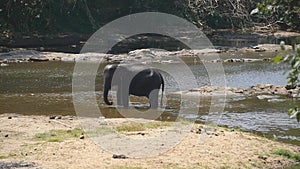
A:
[0, 51, 300, 146]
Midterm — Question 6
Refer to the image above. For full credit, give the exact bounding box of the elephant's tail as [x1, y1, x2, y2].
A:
[160, 74, 164, 108]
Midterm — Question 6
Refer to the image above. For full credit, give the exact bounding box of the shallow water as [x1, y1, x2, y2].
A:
[0, 53, 299, 145]
[201, 96, 300, 145]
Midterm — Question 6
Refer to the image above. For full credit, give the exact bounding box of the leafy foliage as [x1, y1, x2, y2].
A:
[182, 0, 261, 29]
[274, 46, 300, 88]
[1, 0, 299, 36]
[274, 44, 300, 122]
[0, 0, 195, 35]
[0, 0, 266, 36]
[288, 105, 300, 122]
[252, 0, 300, 30]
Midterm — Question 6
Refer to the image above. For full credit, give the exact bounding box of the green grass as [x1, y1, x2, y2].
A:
[178, 118, 194, 125]
[273, 149, 300, 162]
[0, 155, 8, 159]
[86, 126, 114, 137]
[34, 128, 83, 142]
[116, 122, 173, 133]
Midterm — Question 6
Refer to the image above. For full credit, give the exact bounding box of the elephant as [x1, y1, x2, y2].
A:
[103, 64, 164, 108]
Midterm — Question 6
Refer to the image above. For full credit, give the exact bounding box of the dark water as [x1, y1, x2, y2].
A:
[0, 55, 299, 145]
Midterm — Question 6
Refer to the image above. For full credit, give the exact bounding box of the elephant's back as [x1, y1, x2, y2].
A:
[129, 68, 162, 96]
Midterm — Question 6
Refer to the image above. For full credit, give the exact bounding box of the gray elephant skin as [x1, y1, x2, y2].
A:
[103, 64, 164, 108]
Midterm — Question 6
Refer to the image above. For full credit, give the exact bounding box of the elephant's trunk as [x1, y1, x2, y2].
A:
[103, 88, 112, 105]
[160, 74, 164, 108]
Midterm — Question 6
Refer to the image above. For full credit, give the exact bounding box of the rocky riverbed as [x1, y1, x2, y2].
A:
[177, 84, 300, 99]
[0, 43, 297, 65]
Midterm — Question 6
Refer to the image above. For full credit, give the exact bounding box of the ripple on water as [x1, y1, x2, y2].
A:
[199, 111, 300, 144]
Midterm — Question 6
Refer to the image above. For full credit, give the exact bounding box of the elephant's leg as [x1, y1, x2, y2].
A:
[123, 96, 129, 108]
[149, 89, 159, 109]
[119, 86, 129, 108]
[117, 89, 123, 106]
[117, 91, 129, 108]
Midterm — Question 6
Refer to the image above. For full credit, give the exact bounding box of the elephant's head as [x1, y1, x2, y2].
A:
[103, 64, 118, 105]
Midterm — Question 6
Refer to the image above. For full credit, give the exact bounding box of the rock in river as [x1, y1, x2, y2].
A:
[29, 56, 49, 62]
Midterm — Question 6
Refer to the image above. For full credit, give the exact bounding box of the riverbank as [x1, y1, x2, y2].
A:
[0, 113, 299, 168]
[0, 29, 299, 54]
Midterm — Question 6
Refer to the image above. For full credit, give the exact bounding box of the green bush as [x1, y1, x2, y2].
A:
[274, 44, 300, 122]
[252, 0, 300, 30]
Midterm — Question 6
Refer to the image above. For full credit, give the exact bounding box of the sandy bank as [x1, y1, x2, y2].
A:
[0, 114, 299, 168]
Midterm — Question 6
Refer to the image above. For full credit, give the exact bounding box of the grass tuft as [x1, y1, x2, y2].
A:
[273, 149, 300, 162]
[34, 127, 83, 142]
[86, 126, 114, 137]
[116, 122, 172, 133]
[0, 155, 8, 159]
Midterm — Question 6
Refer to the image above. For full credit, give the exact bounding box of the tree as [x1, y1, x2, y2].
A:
[252, 0, 300, 31]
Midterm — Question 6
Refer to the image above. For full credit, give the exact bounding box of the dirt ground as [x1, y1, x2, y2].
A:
[0, 113, 299, 169]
